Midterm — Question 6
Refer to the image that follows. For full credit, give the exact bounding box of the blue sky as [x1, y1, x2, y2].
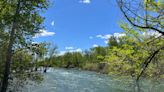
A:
[34, 0, 125, 54]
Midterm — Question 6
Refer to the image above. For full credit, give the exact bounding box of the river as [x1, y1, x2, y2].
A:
[25, 68, 164, 92]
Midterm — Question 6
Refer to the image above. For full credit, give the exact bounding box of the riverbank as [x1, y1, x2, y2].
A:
[53, 62, 110, 74]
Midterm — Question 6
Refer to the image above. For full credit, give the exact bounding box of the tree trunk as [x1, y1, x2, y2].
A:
[135, 79, 141, 92]
[0, 0, 20, 92]
[43, 66, 47, 73]
[35, 67, 38, 71]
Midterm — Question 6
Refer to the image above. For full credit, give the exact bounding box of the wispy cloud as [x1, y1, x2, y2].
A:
[58, 51, 67, 56]
[59, 48, 82, 56]
[65, 46, 82, 53]
[51, 21, 55, 26]
[93, 44, 98, 47]
[79, 0, 91, 4]
[113, 33, 126, 38]
[96, 34, 112, 39]
[96, 31, 161, 44]
[72, 48, 82, 52]
[65, 47, 74, 50]
[67, 47, 82, 52]
[31, 42, 39, 44]
[33, 29, 55, 38]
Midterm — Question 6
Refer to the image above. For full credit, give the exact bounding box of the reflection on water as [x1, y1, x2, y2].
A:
[24, 68, 164, 92]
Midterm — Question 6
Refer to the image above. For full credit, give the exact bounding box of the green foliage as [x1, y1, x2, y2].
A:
[144, 0, 164, 12]
[0, 0, 50, 91]
[106, 22, 164, 81]
[106, 36, 148, 77]
[82, 63, 98, 71]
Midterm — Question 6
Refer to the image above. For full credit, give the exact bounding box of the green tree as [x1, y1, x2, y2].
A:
[117, 0, 164, 35]
[106, 23, 164, 92]
[0, 0, 49, 92]
[106, 36, 148, 92]
[43, 45, 58, 73]
[116, 1, 164, 89]
[71, 52, 83, 67]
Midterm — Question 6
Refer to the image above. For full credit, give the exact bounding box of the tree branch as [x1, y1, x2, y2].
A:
[136, 46, 164, 81]
[117, 0, 164, 35]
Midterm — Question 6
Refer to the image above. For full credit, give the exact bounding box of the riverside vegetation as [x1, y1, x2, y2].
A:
[0, 0, 164, 92]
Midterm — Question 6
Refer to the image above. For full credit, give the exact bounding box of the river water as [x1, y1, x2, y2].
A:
[25, 68, 164, 92]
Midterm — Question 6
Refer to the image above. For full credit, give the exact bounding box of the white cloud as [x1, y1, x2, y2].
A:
[96, 33, 125, 40]
[31, 42, 38, 44]
[89, 36, 93, 39]
[34, 29, 55, 38]
[68, 48, 82, 52]
[58, 48, 82, 56]
[74, 48, 82, 52]
[79, 0, 91, 4]
[113, 33, 126, 38]
[96, 34, 112, 39]
[51, 21, 55, 26]
[65, 47, 74, 50]
[96, 33, 126, 44]
[93, 44, 98, 47]
[64, 46, 82, 54]
[104, 40, 108, 44]
[58, 51, 67, 56]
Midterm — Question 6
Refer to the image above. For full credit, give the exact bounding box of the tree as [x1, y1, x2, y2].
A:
[0, 0, 49, 92]
[71, 52, 83, 67]
[43, 45, 58, 73]
[63, 52, 73, 68]
[116, 0, 164, 83]
[108, 36, 119, 47]
[29, 42, 48, 71]
[117, 0, 164, 35]
[106, 36, 147, 92]
[106, 23, 164, 92]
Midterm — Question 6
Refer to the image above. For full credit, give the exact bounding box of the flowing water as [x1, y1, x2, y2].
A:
[25, 68, 164, 92]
